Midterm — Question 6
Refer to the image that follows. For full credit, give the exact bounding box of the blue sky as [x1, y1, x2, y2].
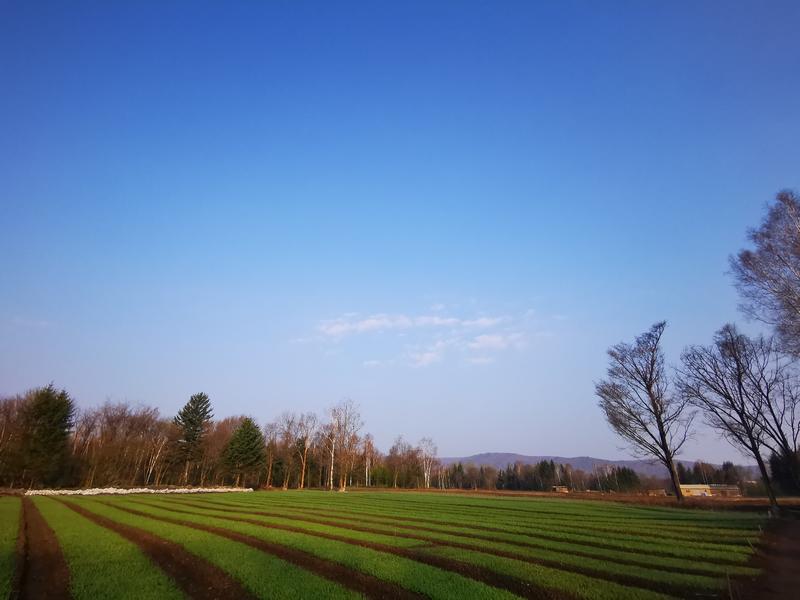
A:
[2, 1, 799, 463]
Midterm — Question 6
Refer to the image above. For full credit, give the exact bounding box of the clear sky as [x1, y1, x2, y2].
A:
[2, 1, 799, 464]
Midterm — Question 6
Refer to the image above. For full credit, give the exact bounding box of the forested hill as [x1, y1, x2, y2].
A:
[440, 453, 757, 478]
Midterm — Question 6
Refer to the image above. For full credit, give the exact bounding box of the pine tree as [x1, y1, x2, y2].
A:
[21, 384, 75, 487]
[174, 392, 213, 484]
[222, 417, 266, 487]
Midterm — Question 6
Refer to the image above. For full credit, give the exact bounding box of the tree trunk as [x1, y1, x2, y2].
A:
[751, 438, 780, 513]
[665, 455, 684, 501]
[328, 441, 335, 491]
[299, 447, 308, 489]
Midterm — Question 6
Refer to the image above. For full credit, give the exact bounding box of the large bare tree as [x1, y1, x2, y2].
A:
[678, 324, 797, 511]
[731, 190, 800, 357]
[595, 321, 693, 500]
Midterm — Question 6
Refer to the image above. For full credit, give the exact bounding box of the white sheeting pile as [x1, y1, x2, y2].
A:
[25, 486, 253, 496]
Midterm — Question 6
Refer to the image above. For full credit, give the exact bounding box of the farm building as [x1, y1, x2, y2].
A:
[551, 485, 569, 493]
[679, 484, 741, 497]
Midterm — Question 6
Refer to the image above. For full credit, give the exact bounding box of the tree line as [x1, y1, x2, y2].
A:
[0, 389, 446, 491]
[596, 190, 800, 511]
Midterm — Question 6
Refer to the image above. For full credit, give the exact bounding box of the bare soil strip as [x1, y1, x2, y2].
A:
[14, 497, 70, 600]
[98, 501, 423, 600]
[130, 498, 683, 599]
[184, 496, 746, 571]
[57, 499, 256, 600]
[731, 517, 800, 600]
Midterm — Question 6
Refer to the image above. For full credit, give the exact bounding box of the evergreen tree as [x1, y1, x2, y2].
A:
[21, 384, 75, 487]
[223, 417, 266, 486]
[173, 392, 213, 484]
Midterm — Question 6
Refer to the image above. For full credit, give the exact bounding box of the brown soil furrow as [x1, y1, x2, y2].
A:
[181, 500, 742, 576]
[131, 498, 698, 599]
[57, 499, 256, 600]
[730, 517, 800, 599]
[15, 497, 70, 600]
[97, 501, 423, 600]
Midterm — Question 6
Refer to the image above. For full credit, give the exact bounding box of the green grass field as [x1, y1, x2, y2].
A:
[8, 491, 766, 599]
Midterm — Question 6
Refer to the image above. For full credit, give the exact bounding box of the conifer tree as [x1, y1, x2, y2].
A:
[21, 384, 75, 487]
[174, 392, 213, 484]
[223, 417, 266, 486]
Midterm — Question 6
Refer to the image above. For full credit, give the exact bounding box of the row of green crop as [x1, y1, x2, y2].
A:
[207, 490, 763, 536]
[0, 497, 20, 600]
[34, 496, 358, 600]
[309, 492, 764, 526]
[10, 491, 765, 600]
[198, 492, 758, 549]
[137, 495, 742, 593]
[77, 497, 521, 600]
[95, 495, 677, 600]
[246, 494, 758, 546]
[182, 493, 757, 564]
[162, 495, 758, 578]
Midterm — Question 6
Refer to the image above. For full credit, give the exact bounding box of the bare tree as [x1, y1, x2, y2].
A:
[321, 419, 337, 491]
[731, 190, 800, 357]
[678, 324, 795, 511]
[362, 434, 376, 487]
[262, 422, 279, 488]
[418, 437, 437, 489]
[330, 399, 362, 491]
[294, 412, 318, 489]
[277, 412, 297, 490]
[595, 322, 693, 500]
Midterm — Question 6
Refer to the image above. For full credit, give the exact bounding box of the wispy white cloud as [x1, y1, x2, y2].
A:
[318, 313, 505, 338]
[310, 305, 561, 368]
[408, 340, 449, 368]
[468, 332, 526, 351]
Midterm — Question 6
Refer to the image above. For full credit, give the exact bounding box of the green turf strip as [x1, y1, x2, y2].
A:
[196, 494, 757, 555]
[102, 496, 527, 600]
[142, 497, 728, 593]
[0, 496, 20, 600]
[181, 495, 756, 565]
[34, 497, 184, 600]
[66, 498, 358, 600]
[166, 497, 758, 579]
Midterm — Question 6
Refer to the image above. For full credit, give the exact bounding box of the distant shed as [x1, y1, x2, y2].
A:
[679, 484, 741, 497]
[551, 485, 569, 494]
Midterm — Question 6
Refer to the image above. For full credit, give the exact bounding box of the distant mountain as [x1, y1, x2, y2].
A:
[439, 452, 757, 479]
